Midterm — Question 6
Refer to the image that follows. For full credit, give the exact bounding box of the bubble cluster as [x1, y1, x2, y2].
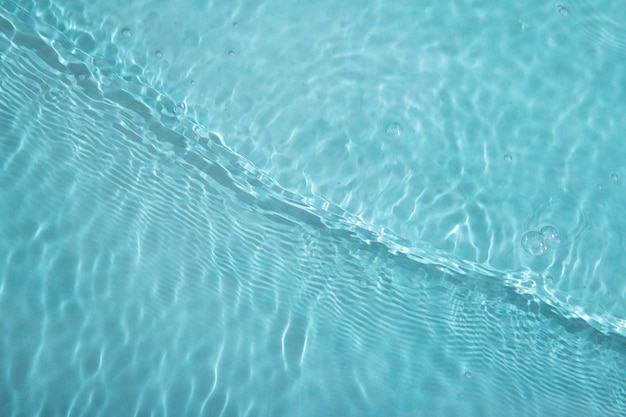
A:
[521, 231, 548, 256]
[521, 226, 561, 256]
[541, 226, 560, 247]
[385, 122, 403, 137]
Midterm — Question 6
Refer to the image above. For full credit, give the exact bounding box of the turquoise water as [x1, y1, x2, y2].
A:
[1, 0, 626, 415]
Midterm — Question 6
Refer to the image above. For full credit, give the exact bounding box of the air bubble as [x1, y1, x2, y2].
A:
[233, 22, 239, 28]
[541, 226, 561, 247]
[504, 154, 513, 162]
[228, 50, 236, 57]
[557, 4, 569, 16]
[174, 103, 186, 114]
[155, 50, 163, 58]
[359, 279, 368, 287]
[465, 372, 472, 379]
[77, 73, 86, 81]
[121, 28, 132, 38]
[521, 231, 548, 256]
[385, 122, 403, 137]
[546, 275, 554, 285]
[611, 173, 618, 180]
[597, 184, 603, 190]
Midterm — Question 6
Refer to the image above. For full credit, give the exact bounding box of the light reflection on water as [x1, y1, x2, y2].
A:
[1, 1, 626, 416]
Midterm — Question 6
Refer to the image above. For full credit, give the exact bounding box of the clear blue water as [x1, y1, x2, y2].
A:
[1, 0, 626, 415]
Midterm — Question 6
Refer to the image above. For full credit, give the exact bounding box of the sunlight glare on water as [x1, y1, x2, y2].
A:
[1, 0, 626, 416]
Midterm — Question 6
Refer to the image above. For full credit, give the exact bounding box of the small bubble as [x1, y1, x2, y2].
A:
[541, 226, 561, 247]
[521, 231, 548, 256]
[546, 275, 554, 285]
[233, 22, 239, 28]
[77, 73, 86, 81]
[385, 122, 403, 137]
[557, 4, 569, 16]
[228, 50, 236, 57]
[611, 173, 619, 180]
[46, 87, 66, 103]
[465, 372, 472, 379]
[155, 50, 163, 58]
[190, 80, 195, 86]
[504, 154, 513, 162]
[121, 28, 132, 38]
[597, 183, 603, 190]
[359, 279, 368, 287]
[174, 102, 186, 114]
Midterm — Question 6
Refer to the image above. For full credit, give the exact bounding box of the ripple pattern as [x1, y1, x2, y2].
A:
[1, 1, 626, 417]
[19, 0, 626, 323]
[560, 0, 626, 57]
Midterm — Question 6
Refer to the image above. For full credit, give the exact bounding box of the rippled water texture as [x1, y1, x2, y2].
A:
[1, 1, 625, 416]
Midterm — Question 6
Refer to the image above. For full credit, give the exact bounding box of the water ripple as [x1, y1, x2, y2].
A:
[559, 1, 626, 57]
[1, 1, 626, 416]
